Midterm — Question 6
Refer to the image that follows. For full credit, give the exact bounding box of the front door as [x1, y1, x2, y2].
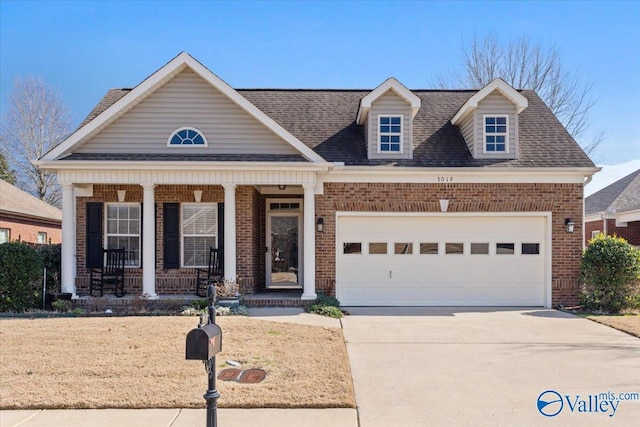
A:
[267, 213, 302, 288]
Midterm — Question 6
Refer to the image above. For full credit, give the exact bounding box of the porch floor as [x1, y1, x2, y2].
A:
[72, 290, 307, 308]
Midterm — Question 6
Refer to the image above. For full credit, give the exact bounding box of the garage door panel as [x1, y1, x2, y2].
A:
[337, 215, 547, 306]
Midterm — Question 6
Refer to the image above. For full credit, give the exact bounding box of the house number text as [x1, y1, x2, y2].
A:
[437, 176, 454, 183]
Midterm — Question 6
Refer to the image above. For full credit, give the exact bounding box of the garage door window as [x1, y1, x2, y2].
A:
[343, 243, 362, 254]
[470, 243, 489, 255]
[496, 243, 515, 254]
[395, 243, 413, 254]
[446, 243, 464, 254]
[522, 243, 540, 255]
[369, 243, 387, 254]
[419, 243, 438, 254]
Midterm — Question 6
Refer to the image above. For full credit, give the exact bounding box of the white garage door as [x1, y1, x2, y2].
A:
[337, 214, 548, 306]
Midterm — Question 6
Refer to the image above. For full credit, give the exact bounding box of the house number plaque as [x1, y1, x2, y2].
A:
[436, 176, 454, 183]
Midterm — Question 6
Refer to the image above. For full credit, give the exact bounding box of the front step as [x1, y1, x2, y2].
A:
[241, 292, 307, 308]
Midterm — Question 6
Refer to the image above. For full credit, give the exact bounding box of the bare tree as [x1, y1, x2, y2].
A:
[435, 34, 600, 156]
[0, 76, 72, 207]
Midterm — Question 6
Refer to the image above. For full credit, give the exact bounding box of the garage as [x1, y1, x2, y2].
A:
[336, 214, 549, 306]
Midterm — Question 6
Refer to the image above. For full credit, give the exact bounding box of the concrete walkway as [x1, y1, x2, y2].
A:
[342, 307, 640, 427]
[0, 408, 357, 427]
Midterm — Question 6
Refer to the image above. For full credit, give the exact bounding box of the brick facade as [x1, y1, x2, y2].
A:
[316, 182, 585, 307]
[75, 181, 585, 307]
[585, 219, 640, 246]
[0, 215, 61, 244]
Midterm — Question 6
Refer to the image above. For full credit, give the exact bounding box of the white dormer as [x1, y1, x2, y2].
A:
[357, 78, 421, 160]
[451, 78, 528, 160]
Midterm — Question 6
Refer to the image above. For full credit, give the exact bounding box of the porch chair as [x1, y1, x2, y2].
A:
[90, 248, 126, 297]
[196, 247, 224, 297]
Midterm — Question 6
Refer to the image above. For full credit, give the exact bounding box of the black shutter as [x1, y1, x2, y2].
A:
[218, 203, 224, 266]
[163, 203, 180, 269]
[86, 202, 103, 268]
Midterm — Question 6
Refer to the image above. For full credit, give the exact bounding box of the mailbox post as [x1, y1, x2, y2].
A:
[186, 284, 222, 427]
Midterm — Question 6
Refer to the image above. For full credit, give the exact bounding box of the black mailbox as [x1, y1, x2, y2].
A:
[186, 323, 222, 360]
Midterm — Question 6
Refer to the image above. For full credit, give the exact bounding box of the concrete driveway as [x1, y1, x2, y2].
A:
[342, 308, 640, 427]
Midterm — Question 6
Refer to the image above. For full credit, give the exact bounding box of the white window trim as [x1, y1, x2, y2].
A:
[37, 232, 47, 244]
[0, 228, 10, 244]
[104, 202, 141, 268]
[181, 203, 218, 268]
[377, 114, 403, 154]
[167, 127, 208, 147]
[482, 114, 509, 154]
[591, 230, 601, 239]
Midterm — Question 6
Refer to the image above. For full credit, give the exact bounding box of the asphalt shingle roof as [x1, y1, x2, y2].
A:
[74, 86, 595, 168]
[0, 180, 62, 222]
[585, 169, 640, 215]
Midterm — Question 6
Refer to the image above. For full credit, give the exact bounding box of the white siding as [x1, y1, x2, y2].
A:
[367, 91, 413, 160]
[474, 91, 518, 159]
[459, 112, 475, 155]
[76, 69, 299, 155]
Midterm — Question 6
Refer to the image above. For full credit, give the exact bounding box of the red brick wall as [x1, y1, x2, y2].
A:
[315, 182, 585, 307]
[585, 219, 640, 246]
[0, 215, 61, 244]
[76, 184, 226, 295]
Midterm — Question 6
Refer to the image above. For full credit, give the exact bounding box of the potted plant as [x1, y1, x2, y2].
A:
[214, 279, 240, 308]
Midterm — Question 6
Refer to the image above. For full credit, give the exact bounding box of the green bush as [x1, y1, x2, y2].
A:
[37, 244, 61, 294]
[580, 235, 640, 313]
[308, 304, 343, 318]
[306, 292, 343, 318]
[191, 299, 210, 310]
[315, 293, 340, 308]
[0, 242, 44, 312]
[51, 299, 71, 312]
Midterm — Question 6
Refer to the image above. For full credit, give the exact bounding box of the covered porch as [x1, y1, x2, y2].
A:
[55, 163, 329, 301]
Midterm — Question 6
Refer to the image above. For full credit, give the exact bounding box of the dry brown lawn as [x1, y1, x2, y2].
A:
[0, 316, 355, 409]
[587, 313, 640, 338]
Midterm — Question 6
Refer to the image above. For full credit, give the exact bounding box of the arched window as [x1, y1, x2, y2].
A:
[167, 127, 207, 146]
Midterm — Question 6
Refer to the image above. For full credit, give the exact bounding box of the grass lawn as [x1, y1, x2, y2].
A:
[0, 316, 355, 409]
[586, 313, 640, 338]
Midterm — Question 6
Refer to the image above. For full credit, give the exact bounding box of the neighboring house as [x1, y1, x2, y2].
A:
[0, 179, 62, 244]
[36, 52, 597, 307]
[584, 169, 640, 246]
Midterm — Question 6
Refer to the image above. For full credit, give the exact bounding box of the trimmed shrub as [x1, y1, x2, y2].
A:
[307, 292, 343, 318]
[0, 242, 44, 312]
[580, 235, 640, 313]
[37, 244, 61, 294]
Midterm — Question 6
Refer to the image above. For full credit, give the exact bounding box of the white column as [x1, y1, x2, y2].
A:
[142, 183, 157, 298]
[302, 184, 317, 300]
[223, 184, 236, 281]
[61, 183, 76, 297]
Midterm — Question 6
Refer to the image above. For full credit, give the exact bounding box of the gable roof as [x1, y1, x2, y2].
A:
[42, 52, 325, 163]
[585, 169, 640, 215]
[0, 180, 62, 222]
[356, 77, 421, 125]
[451, 78, 529, 125]
[68, 87, 595, 168]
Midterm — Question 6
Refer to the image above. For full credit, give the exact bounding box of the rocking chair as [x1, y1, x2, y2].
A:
[90, 248, 126, 297]
[195, 247, 224, 297]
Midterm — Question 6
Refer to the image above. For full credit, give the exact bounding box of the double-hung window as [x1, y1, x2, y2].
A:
[37, 232, 47, 244]
[379, 116, 402, 153]
[0, 228, 9, 244]
[106, 204, 140, 267]
[182, 204, 217, 267]
[484, 115, 508, 153]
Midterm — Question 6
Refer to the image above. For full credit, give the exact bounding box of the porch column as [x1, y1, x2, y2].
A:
[302, 184, 317, 300]
[223, 184, 236, 281]
[61, 183, 76, 296]
[142, 183, 157, 298]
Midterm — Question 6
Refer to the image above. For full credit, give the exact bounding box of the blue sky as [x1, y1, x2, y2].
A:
[1, 0, 638, 167]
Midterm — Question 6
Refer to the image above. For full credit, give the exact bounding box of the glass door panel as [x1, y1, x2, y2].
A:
[270, 215, 299, 287]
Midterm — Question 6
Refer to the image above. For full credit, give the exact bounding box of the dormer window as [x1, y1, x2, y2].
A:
[167, 127, 207, 146]
[484, 115, 507, 153]
[379, 115, 402, 153]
